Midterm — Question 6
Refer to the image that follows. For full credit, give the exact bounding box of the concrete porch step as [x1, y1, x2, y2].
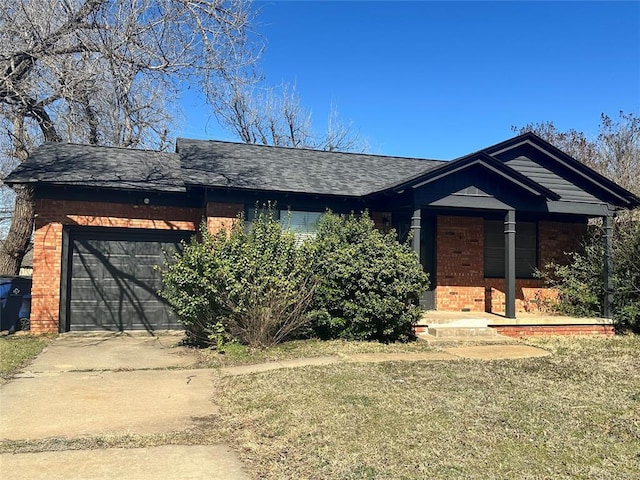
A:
[416, 332, 516, 346]
[419, 318, 498, 338]
[426, 325, 498, 337]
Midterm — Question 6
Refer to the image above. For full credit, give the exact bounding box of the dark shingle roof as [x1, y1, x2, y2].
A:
[177, 139, 444, 196]
[5, 139, 444, 197]
[5, 143, 185, 193]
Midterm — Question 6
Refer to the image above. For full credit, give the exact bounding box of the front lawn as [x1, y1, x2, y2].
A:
[216, 336, 640, 479]
[0, 335, 49, 382]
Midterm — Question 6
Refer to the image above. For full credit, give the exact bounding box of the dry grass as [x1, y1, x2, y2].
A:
[215, 335, 640, 479]
[191, 338, 439, 368]
[0, 430, 225, 455]
[0, 335, 49, 383]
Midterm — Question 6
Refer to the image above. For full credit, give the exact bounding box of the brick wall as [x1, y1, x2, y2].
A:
[539, 221, 587, 266]
[370, 211, 393, 233]
[435, 215, 485, 311]
[205, 202, 243, 233]
[30, 199, 203, 334]
[485, 220, 585, 315]
[433, 216, 585, 314]
[484, 279, 557, 314]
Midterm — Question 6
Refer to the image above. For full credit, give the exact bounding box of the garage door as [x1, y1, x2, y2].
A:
[65, 228, 194, 331]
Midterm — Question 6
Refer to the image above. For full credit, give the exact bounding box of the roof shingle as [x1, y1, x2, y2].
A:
[5, 143, 185, 193]
[176, 138, 444, 196]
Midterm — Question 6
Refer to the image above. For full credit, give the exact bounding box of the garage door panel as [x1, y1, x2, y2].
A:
[66, 229, 191, 332]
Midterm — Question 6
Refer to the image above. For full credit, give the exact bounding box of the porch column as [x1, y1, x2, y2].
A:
[411, 208, 422, 263]
[603, 214, 614, 318]
[504, 210, 516, 319]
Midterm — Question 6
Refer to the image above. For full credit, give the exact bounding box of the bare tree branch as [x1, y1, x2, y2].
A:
[214, 79, 367, 152]
[513, 111, 640, 197]
[0, 0, 259, 274]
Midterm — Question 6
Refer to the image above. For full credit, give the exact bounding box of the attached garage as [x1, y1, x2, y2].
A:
[60, 228, 194, 332]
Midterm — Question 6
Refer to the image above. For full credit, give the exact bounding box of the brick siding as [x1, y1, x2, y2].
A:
[205, 202, 243, 233]
[485, 279, 557, 314]
[29, 196, 590, 333]
[370, 211, 393, 233]
[435, 216, 485, 311]
[538, 221, 587, 267]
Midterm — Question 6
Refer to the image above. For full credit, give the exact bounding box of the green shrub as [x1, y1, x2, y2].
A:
[161, 209, 316, 348]
[612, 220, 640, 330]
[536, 228, 604, 318]
[305, 211, 428, 342]
[537, 220, 640, 331]
[159, 225, 229, 346]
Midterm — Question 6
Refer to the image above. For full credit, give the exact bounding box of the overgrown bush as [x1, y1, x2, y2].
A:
[536, 228, 604, 318]
[161, 210, 316, 348]
[613, 220, 640, 329]
[159, 225, 229, 346]
[305, 211, 429, 342]
[537, 220, 640, 331]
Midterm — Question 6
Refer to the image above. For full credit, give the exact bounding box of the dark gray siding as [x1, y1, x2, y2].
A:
[505, 155, 599, 203]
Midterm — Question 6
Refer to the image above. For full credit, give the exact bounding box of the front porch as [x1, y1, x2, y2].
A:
[416, 310, 615, 338]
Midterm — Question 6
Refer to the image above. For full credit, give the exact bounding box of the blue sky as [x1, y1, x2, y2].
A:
[178, 1, 640, 160]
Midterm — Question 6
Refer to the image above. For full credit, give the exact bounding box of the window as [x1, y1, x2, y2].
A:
[484, 220, 537, 278]
[245, 206, 280, 228]
[245, 206, 322, 242]
[281, 211, 323, 242]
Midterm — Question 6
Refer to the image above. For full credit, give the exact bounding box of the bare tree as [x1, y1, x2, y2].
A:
[0, 0, 258, 274]
[0, 155, 16, 237]
[596, 112, 640, 196]
[214, 80, 367, 152]
[513, 111, 640, 196]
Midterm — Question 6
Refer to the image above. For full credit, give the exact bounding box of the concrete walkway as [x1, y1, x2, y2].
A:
[220, 345, 550, 376]
[1, 333, 551, 479]
[1, 333, 251, 480]
[2, 445, 248, 480]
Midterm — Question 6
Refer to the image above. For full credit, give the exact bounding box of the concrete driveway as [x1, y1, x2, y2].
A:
[0, 333, 250, 480]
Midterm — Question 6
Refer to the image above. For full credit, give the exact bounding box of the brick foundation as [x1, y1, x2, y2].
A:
[493, 324, 615, 337]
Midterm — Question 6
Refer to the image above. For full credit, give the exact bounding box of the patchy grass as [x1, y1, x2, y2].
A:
[216, 335, 640, 480]
[0, 335, 49, 382]
[0, 430, 225, 455]
[192, 338, 439, 368]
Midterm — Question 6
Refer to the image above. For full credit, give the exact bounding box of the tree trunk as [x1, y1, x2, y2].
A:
[0, 184, 35, 275]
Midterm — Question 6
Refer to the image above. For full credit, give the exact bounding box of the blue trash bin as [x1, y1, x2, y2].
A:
[0, 276, 32, 333]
